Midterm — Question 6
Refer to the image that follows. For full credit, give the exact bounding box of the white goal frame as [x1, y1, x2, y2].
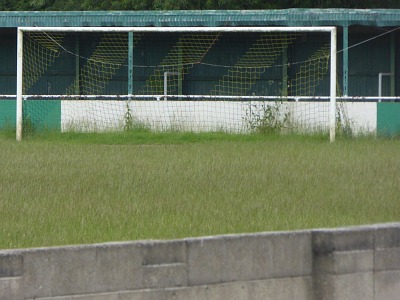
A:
[16, 26, 337, 141]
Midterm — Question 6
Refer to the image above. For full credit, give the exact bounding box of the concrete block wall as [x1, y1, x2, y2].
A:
[312, 223, 400, 300]
[1, 223, 400, 300]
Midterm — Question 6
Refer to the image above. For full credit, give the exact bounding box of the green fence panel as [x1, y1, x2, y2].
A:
[23, 100, 61, 131]
[377, 102, 400, 136]
[0, 100, 16, 128]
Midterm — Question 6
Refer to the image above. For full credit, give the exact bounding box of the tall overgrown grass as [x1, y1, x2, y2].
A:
[0, 130, 399, 249]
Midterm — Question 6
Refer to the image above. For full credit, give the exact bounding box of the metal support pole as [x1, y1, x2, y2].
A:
[391, 33, 395, 97]
[282, 46, 288, 97]
[128, 32, 134, 96]
[379, 73, 394, 102]
[74, 35, 80, 95]
[164, 72, 179, 101]
[178, 44, 183, 97]
[343, 26, 349, 97]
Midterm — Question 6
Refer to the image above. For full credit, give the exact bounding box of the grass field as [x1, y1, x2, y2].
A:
[0, 130, 399, 250]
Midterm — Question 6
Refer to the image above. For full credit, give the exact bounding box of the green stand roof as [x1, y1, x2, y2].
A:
[1, 9, 400, 28]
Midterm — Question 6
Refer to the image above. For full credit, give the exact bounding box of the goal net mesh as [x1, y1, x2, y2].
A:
[21, 29, 334, 133]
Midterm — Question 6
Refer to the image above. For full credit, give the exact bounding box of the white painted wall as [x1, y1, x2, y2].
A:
[340, 102, 377, 134]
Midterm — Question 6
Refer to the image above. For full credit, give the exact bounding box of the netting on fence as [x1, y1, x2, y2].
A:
[18, 27, 336, 135]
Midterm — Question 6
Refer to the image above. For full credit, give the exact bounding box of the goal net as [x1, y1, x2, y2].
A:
[16, 27, 337, 140]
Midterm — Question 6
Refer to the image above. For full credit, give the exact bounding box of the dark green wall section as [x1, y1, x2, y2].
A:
[377, 102, 400, 136]
[1, 100, 61, 131]
[348, 32, 392, 96]
[0, 100, 16, 128]
[23, 100, 61, 131]
[0, 31, 17, 94]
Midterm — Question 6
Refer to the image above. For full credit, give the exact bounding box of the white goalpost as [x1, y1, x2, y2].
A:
[16, 26, 337, 141]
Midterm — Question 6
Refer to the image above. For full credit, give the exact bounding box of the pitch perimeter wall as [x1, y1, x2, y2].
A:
[1, 223, 400, 300]
[0, 100, 387, 134]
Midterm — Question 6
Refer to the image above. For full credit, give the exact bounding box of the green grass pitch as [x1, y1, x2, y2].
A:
[0, 130, 399, 249]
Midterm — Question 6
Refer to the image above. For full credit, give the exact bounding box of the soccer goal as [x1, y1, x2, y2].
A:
[16, 26, 337, 141]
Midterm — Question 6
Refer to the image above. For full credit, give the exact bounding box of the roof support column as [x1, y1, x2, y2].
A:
[342, 26, 349, 97]
[282, 45, 288, 97]
[178, 43, 183, 97]
[74, 35, 80, 95]
[128, 31, 134, 96]
[391, 32, 395, 96]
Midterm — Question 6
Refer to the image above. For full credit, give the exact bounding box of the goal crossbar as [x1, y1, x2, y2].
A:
[16, 26, 337, 141]
[18, 26, 336, 33]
